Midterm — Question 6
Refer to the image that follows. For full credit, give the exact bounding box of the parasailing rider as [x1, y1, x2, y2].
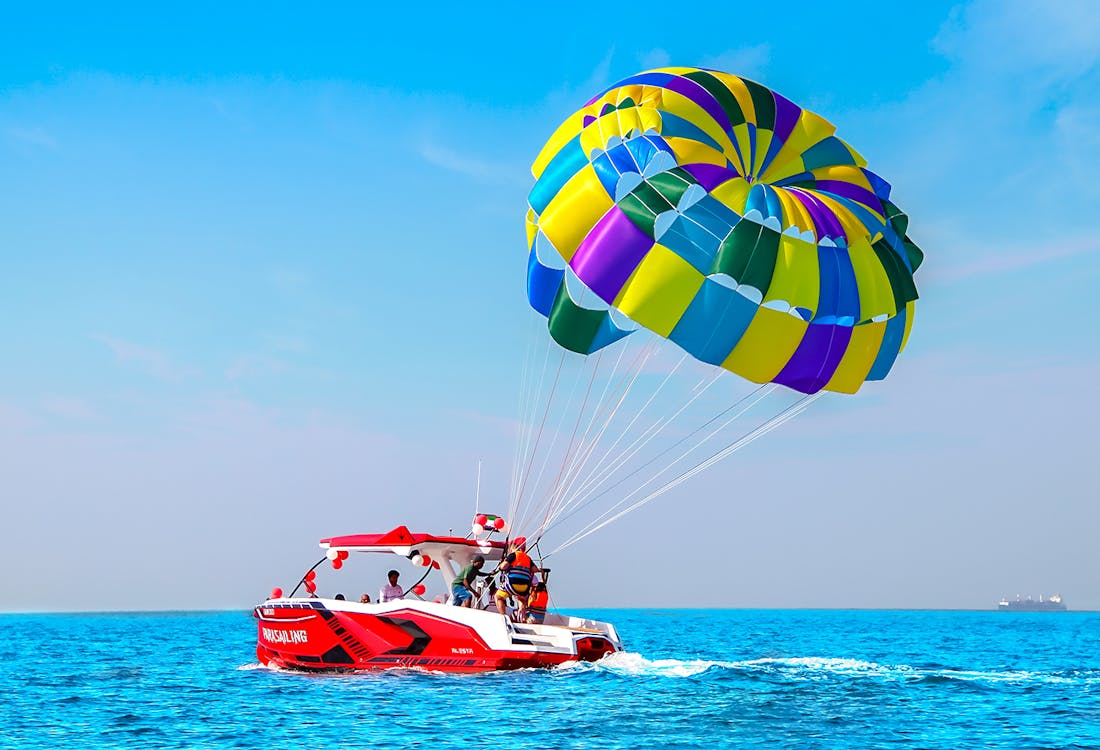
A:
[495, 538, 538, 621]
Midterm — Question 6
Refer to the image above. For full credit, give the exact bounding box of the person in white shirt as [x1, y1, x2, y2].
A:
[379, 570, 404, 602]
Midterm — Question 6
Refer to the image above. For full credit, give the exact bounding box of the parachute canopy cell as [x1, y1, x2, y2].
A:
[525, 67, 924, 395]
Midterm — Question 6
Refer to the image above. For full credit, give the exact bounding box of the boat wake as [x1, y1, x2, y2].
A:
[239, 653, 1100, 686]
[567, 652, 1100, 686]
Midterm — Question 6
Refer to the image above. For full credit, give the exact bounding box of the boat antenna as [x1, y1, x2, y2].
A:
[474, 459, 482, 515]
[288, 557, 327, 598]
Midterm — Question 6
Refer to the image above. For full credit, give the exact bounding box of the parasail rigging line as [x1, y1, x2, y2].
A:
[533, 353, 703, 539]
[545, 345, 690, 519]
[543, 334, 641, 501]
[513, 329, 562, 526]
[541, 381, 772, 536]
[515, 346, 601, 533]
[535, 344, 686, 536]
[509, 323, 552, 519]
[515, 335, 655, 532]
[542, 361, 722, 531]
[548, 391, 822, 554]
[511, 348, 565, 523]
[508, 315, 540, 508]
[520, 337, 659, 535]
[534, 351, 602, 533]
[556, 386, 793, 543]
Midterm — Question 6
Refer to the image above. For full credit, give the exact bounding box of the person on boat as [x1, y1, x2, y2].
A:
[379, 570, 403, 603]
[334, 593, 346, 601]
[526, 582, 549, 624]
[451, 554, 486, 607]
[359, 594, 371, 604]
[495, 538, 537, 620]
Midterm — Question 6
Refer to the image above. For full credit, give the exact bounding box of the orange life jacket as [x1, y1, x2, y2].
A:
[503, 550, 533, 595]
[510, 551, 533, 573]
[528, 589, 549, 612]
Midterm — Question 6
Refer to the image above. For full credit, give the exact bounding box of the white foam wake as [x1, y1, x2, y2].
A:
[739, 656, 893, 678]
[563, 651, 736, 677]
[578, 652, 886, 678]
[565, 652, 1100, 686]
[236, 659, 283, 673]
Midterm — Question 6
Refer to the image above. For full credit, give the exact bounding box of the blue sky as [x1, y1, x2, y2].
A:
[2, 1, 1098, 611]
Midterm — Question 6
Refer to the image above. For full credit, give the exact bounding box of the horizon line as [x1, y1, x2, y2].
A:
[1, 605, 1095, 616]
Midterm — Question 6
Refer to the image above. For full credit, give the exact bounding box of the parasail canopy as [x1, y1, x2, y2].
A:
[508, 67, 926, 554]
[525, 67, 923, 395]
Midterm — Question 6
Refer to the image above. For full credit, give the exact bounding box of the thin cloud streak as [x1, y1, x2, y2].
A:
[416, 140, 523, 184]
[927, 237, 1099, 283]
[94, 335, 200, 383]
[41, 396, 96, 420]
[700, 45, 771, 79]
[638, 49, 671, 70]
[6, 125, 58, 149]
[933, 0, 1100, 78]
[225, 354, 287, 381]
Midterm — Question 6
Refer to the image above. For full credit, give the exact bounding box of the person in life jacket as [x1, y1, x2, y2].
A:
[495, 538, 537, 620]
[526, 582, 549, 624]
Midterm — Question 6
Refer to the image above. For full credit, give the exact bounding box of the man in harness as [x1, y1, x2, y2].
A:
[494, 538, 538, 621]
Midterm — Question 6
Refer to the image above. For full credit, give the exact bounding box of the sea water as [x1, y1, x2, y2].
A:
[3, 609, 1098, 749]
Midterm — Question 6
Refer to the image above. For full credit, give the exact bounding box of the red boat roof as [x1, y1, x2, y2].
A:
[320, 525, 508, 550]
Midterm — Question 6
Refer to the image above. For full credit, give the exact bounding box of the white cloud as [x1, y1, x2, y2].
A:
[268, 267, 311, 294]
[540, 48, 617, 116]
[416, 140, 514, 183]
[225, 354, 287, 381]
[638, 48, 671, 70]
[923, 235, 1100, 283]
[6, 125, 58, 149]
[95, 335, 200, 383]
[0, 396, 428, 612]
[263, 333, 309, 353]
[41, 396, 96, 420]
[0, 402, 36, 433]
[700, 44, 771, 79]
[843, 0, 1100, 287]
[933, 0, 1100, 79]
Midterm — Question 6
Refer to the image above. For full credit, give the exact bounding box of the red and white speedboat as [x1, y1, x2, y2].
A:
[254, 525, 622, 672]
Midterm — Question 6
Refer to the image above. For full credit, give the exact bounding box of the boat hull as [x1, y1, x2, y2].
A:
[254, 598, 620, 673]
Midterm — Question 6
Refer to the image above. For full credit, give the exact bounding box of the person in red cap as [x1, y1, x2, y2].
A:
[495, 538, 537, 620]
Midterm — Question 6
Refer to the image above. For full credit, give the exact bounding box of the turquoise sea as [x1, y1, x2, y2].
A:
[5, 609, 1099, 749]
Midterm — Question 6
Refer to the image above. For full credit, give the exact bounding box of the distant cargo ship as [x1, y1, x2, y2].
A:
[997, 594, 1067, 612]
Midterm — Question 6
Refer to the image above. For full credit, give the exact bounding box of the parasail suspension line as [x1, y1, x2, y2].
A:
[545, 382, 771, 534]
[549, 392, 822, 554]
[512, 347, 564, 522]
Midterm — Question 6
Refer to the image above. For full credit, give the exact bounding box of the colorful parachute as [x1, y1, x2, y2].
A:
[525, 67, 923, 394]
